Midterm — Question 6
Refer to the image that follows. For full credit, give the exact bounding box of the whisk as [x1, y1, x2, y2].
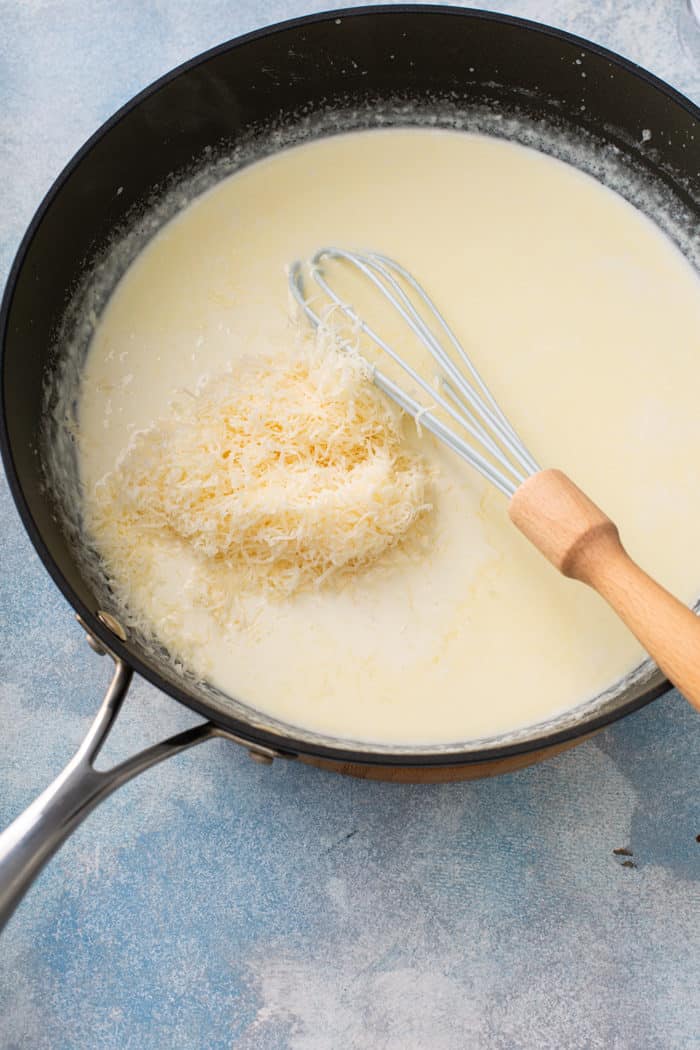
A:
[290, 248, 700, 713]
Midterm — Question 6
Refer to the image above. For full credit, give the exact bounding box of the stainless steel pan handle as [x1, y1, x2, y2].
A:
[0, 651, 217, 932]
[0, 615, 285, 932]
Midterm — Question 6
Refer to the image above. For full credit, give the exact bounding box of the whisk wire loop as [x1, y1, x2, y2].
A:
[289, 249, 540, 497]
[310, 261, 523, 487]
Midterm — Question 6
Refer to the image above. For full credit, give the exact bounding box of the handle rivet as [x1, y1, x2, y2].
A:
[97, 611, 128, 641]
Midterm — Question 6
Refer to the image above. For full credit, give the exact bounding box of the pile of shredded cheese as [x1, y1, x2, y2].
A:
[89, 341, 433, 603]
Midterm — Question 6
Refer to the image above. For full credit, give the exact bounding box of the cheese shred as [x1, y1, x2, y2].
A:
[89, 340, 433, 602]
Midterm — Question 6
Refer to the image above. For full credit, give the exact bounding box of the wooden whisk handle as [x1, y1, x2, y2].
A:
[509, 468, 700, 713]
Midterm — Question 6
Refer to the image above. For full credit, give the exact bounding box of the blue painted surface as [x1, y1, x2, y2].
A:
[0, 2, 699, 1047]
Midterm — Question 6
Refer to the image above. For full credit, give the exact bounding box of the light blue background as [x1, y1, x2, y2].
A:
[1, 2, 699, 1047]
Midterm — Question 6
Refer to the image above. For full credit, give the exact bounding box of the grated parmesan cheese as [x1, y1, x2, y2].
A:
[88, 339, 433, 603]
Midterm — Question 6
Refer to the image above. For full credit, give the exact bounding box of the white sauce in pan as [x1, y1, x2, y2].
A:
[78, 129, 700, 744]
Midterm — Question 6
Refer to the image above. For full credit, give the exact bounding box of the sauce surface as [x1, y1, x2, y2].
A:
[79, 128, 700, 744]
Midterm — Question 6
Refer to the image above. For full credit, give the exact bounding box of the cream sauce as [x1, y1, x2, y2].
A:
[78, 129, 700, 744]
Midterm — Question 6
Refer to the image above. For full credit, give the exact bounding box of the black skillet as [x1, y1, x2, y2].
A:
[1, 5, 698, 929]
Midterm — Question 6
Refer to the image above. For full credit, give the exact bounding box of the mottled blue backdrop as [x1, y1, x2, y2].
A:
[1, 1, 699, 1047]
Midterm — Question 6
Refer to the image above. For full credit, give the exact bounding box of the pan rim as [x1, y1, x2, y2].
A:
[2, 3, 695, 767]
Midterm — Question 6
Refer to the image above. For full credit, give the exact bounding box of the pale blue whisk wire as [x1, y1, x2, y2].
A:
[288, 249, 539, 498]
